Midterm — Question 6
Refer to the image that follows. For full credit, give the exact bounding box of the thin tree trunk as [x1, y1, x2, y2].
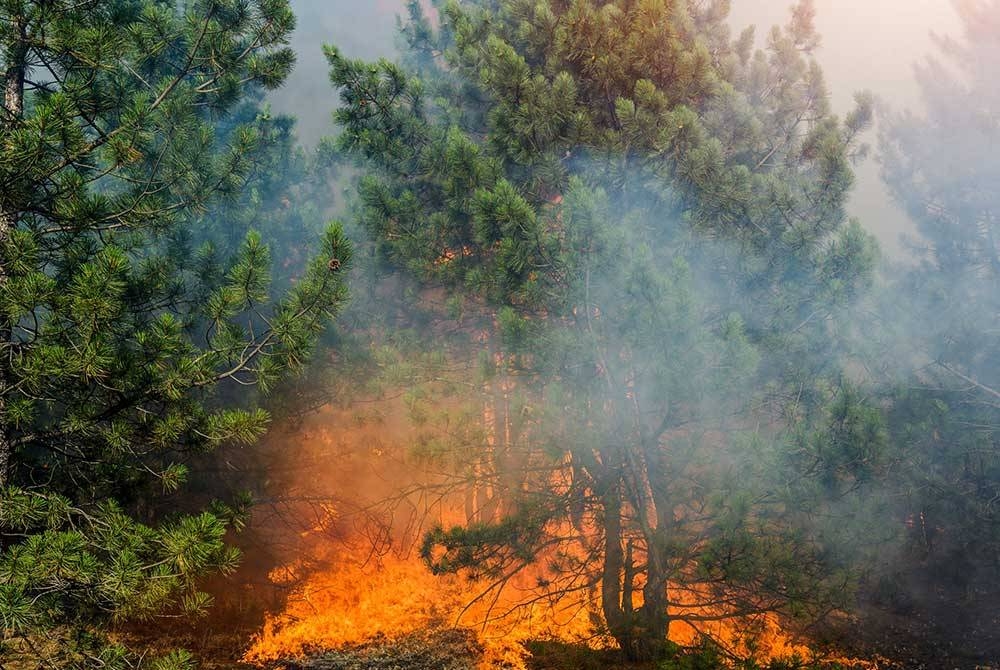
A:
[635, 534, 670, 661]
[632, 432, 674, 661]
[0, 25, 28, 488]
[622, 538, 635, 617]
[600, 479, 634, 657]
[495, 363, 520, 518]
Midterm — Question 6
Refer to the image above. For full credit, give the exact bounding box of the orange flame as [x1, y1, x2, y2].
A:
[240, 392, 862, 668]
[245, 549, 605, 668]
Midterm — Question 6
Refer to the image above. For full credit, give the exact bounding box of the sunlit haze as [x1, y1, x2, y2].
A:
[276, 0, 961, 256]
[729, 1, 962, 257]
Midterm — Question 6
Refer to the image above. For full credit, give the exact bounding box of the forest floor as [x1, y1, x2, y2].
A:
[122, 583, 1000, 670]
[814, 578, 1000, 670]
[821, 607, 1000, 670]
[124, 620, 1000, 670]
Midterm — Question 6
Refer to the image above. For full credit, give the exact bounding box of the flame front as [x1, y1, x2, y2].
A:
[240, 393, 605, 668]
[244, 546, 603, 668]
[238, 392, 847, 669]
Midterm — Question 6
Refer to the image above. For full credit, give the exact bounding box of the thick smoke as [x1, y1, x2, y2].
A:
[241, 0, 877, 662]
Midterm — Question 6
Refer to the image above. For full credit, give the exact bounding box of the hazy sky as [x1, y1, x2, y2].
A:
[269, 1, 404, 141]
[729, 0, 960, 111]
[274, 0, 964, 256]
[728, 1, 961, 256]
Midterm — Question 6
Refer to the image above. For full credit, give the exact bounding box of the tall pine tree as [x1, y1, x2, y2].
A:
[0, 1, 350, 665]
[328, 0, 879, 660]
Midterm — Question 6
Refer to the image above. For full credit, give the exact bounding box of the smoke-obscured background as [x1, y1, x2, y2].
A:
[270, 1, 405, 143]
[730, 0, 960, 258]
[273, 0, 960, 257]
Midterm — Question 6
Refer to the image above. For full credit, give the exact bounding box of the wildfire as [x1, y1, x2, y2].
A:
[240, 395, 601, 668]
[244, 547, 813, 668]
[244, 548, 603, 668]
[243, 515, 826, 669]
[238, 380, 861, 669]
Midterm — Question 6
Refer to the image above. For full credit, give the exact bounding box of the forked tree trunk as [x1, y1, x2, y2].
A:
[605, 524, 671, 661]
[0, 26, 27, 488]
[602, 432, 675, 662]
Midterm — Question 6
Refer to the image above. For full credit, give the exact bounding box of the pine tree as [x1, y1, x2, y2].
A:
[878, 0, 1000, 618]
[0, 1, 351, 665]
[328, 0, 879, 661]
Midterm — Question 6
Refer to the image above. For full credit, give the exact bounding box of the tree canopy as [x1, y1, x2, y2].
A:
[325, 0, 881, 659]
[0, 1, 350, 666]
[876, 0, 1000, 632]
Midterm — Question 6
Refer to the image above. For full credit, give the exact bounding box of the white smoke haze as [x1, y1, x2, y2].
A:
[271, 1, 406, 142]
[236, 2, 997, 666]
[239, 1, 887, 661]
[730, 0, 962, 259]
[275, 0, 961, 257]
[728, 0, 959, 112]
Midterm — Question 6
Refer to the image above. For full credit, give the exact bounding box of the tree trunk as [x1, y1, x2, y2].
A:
[634, 531, 671, 661]
[635, 434, 675, 662]
[600, 481, 634, 656]
[494, 364, 521, 518]
[0, 25, 27, 488]
[624, 432, 675, 662]
[601, 482, 670, 662]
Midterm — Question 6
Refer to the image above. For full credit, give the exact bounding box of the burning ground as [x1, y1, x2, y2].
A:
[186, 339, 869, 670]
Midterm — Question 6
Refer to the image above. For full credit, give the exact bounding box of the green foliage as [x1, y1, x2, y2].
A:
[658, 640, 725, 670]
[0, 0, 350, 665]
[0, 490, 241, 631]
[876, 0, 1000, 614]
[658, 639, 852, 670]
[327, 0, 879, 661]
[421, 509, 550, 579]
